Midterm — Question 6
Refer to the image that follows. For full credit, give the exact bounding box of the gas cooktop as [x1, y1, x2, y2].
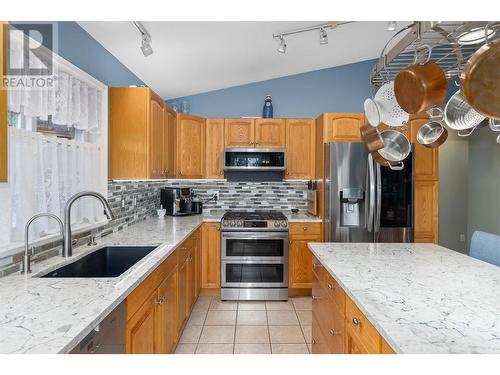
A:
[221, 211, 288, 231]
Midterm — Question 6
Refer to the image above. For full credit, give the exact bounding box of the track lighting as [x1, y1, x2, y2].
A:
[319, 28, 328, 45]
[387, 21, 397, 32]
[273, 21, 353, 53]
[133, 21, 153, 57]
[277, 35, 287, 54]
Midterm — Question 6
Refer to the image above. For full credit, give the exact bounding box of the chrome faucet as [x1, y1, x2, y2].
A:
[22, 213, 64, 274]
[63, 191, 115, 258]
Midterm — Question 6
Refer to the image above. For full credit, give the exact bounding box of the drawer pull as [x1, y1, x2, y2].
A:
[312, 263, 322, 269]
[312, 295, 320, 300]
[303, 227, 308, 230]
[352, 317, 361, 326]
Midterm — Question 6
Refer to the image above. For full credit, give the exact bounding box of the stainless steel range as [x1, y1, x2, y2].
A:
[220, 211, 289, 301]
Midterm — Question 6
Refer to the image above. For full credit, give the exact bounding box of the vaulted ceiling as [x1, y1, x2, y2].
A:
[78, 21, 411, 99]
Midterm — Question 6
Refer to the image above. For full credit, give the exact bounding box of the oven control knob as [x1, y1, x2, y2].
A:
[230, 221, 236, 227]
[274, 221, 280, 228]
[280, 221, 287, 228]
[237, 220, 243, 227]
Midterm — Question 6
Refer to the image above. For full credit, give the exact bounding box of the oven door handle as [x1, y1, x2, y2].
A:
[221, 232, 289, 240]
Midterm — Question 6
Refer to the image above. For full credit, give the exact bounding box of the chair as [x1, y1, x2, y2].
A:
[469, 231, 500, 267]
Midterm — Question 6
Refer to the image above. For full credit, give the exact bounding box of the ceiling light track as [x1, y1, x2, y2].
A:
[133, 21, 153, 57]
[273, 21, 354, 53]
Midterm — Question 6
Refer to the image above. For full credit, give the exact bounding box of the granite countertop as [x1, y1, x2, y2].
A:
[285, 212, 322, 223]
[308, 242, 500, 354]
[0, 213, 222, 354]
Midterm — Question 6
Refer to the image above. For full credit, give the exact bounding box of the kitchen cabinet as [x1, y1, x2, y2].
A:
[176, 114, 205, 178]
[409, 115, 439, 181]
[177, 253, 188, 332]
[109, 87, 169, 180]
[201, 223, 221, 289]
[310, 254, 396, 354]
[285, 119, 315, 179]
[0, 22, 7, 183]
[323, 113, 365, 142]
[254, 119, 286, 147]
[177, 234, 199, 331]
[125, 290, 156, 354]
[155, 267, 178, 354]
[224, 118, 285, 148]
[163, 107, 177, 178]
[205, 118, 225, 178]
[225, 119, 254, 147]
[288, 223, 321, 290]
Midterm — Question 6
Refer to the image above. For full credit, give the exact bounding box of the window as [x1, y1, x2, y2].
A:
[0, 31, 108, 253]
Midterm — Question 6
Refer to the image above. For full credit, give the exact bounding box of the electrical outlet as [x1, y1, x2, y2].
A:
[133, 197, 137, 207]
[460, 234, 466, 242]
[213, 191, 219, 201]
[121, 199, 125, 208]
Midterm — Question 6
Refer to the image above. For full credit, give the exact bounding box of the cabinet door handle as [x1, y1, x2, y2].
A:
[312, 295, 320, 300]
[352, 317, 361, 326]
[156, 295, 165, 305]
[312, 263, 322, 269]
[327, 283, 335, 289]
[312, 338, 317, 345]
[329, 329, 337, 336]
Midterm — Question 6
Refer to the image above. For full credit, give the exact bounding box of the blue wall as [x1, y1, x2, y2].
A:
[168, 59, 376, 118]
[55, 22, 145, 87]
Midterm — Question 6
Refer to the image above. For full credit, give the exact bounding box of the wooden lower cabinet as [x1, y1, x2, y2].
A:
[311, 254, 396, 354]
[126, 291, 156, 354]
[155, 268, 178, 354]
[289, 223, 321, 289]
[201, 223, 221, 289]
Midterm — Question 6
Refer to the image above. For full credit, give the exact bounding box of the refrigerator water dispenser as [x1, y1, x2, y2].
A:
[340, 188, 365, 227]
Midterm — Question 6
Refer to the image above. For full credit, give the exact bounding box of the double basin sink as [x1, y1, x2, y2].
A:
[41, 246, 157, 278]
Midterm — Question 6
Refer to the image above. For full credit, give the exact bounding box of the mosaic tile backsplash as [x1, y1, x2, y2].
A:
[0, 180, 308, 276]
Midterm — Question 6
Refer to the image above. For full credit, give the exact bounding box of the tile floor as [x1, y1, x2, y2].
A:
[175, 296, 312, 354]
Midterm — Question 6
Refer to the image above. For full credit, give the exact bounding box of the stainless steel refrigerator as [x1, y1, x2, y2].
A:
[324, 142, 414, 243]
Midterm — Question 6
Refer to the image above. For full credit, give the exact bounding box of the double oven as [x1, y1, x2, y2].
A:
[220, 211, 289, 301]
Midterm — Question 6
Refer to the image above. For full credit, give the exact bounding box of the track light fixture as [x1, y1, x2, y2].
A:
[277, 35, 287, 54]
[133, 21, 153, 57]
[387, 21, 397, 32]
[319, 28, 328, 45]
[273, 21, 353, 53]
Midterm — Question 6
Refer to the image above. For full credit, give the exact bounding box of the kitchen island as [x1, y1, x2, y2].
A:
[308, 242, 500, 354]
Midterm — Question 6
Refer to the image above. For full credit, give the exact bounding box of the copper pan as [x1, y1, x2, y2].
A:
[394, 45, 448, 114]
[360, 123, 383, 153]
[460, 28, 500, 120]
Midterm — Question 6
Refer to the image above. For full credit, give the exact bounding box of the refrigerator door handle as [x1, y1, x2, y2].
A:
[375, 162, 382, 233]
[367, 153, 375, 233]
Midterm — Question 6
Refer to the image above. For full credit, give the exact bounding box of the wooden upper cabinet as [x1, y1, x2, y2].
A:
[285, 119, 315, 179]
[409, 115, 439, 181]
[149, 96, 164, 179]
[205, 118, 225, 178]
[109, 87, 167, 180]
[0, 22, 7, 183]
[176, 113, 205, 178]
[163, 107, 177, 179]
[254, 119, 285, 147]
[324, 113, 364, 142]
[224, 119, 254, 147]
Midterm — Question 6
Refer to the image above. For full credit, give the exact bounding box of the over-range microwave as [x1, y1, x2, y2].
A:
[223, 148, 286, 171]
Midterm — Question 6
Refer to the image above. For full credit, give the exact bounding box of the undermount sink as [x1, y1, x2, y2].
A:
[40, 246, 157, 278]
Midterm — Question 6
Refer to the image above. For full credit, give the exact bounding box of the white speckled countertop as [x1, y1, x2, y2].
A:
[308, 242, 500, 354]
[0, 213, 221, 354]
[0, 211, 318, 354]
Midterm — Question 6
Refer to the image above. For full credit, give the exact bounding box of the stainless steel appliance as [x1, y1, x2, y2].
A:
[224, 148, 286, 182]
[160, 187, 194, 216]
[220, 211, 288, 301]
[324, 142, 414, 243]
[70, 301, 125, 354]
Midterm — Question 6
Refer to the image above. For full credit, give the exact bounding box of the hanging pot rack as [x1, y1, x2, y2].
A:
[370, 21, 500, 87]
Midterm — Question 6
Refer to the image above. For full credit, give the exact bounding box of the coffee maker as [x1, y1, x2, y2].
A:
[161, 188, 193, 216]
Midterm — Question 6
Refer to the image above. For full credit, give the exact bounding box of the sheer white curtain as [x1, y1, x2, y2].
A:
[8, 128, 105, 242]
[6, 34, 106, 244]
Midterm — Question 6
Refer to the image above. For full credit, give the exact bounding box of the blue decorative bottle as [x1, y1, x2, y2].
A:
[262, 95, 273, 118]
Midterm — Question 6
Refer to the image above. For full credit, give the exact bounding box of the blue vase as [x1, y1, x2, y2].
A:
[262, 95, 273, 118]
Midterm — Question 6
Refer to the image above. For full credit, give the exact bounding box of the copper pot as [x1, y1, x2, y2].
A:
[394, 47, 448, 114]
[460, 33, 500, 120]
[360, 123, 383, 153]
